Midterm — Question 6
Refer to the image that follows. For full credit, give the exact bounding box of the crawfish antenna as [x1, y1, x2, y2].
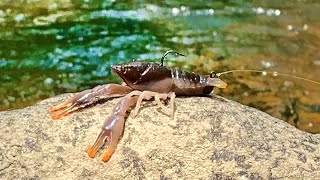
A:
[215, 69, 320, 85]
[160, 50, 186, 66]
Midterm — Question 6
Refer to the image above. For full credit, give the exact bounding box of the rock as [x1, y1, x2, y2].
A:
[0, 94, 320, 179]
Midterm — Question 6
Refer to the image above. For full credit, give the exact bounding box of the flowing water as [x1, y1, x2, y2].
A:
[0, 0, 319, 133]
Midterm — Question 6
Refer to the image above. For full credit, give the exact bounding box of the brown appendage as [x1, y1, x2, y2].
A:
[87, 93, 139, 162]
[131, 91, 176, 119]
[87, 90, 176, 162]
[49, 84, 132, 119]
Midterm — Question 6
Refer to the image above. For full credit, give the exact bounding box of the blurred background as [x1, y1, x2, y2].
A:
[0, 0, 319, 133]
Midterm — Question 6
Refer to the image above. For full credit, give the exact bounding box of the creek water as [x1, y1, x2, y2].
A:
[0, 0, 319, 132]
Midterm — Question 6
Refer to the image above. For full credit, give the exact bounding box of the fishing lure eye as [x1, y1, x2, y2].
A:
[210, 71, 218, 78]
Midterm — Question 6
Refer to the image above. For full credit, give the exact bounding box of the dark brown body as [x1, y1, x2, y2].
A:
[111, 61, 226, 95]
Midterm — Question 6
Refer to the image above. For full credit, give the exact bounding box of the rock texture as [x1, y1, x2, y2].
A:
[0, 94, 320, 179]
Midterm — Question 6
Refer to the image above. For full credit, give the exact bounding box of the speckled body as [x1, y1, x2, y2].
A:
[111, 61, 224, 95]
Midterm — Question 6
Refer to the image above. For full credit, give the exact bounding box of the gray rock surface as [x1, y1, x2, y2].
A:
[0, 94, 320, 179]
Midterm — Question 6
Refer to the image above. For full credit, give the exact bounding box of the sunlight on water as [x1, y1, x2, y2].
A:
[0, 0, 319, 133]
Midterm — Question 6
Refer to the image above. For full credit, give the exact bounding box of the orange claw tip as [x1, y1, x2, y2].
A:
[49, 104, 64, 112]
[49, 106, 57, 112]
[87, 147, 96, 158]
[50, 113, 62, 120]
[102, 154, 111, 162]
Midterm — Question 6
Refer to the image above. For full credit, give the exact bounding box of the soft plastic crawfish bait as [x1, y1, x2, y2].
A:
[50, 50, 227, 162]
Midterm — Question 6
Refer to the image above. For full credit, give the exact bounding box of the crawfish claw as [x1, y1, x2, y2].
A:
[87, 94, 138, 162]
[50, 103, 78, 120]
[87, 130, 110, 159]
[87, 127, 121, 162]
[49, 90, 95, 119]
[49, 84, 133, 120]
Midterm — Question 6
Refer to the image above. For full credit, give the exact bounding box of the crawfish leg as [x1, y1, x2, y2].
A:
[87, 91, 140, 162]
[155, 92, 176, 119]
[131, 91, 155, 117]
[131, 91, 176, 118]
[50, 84, 132, 120]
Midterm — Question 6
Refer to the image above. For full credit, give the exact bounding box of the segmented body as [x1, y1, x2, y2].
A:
[171, 68, 213, 95]
[111, 61, 225, 95]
